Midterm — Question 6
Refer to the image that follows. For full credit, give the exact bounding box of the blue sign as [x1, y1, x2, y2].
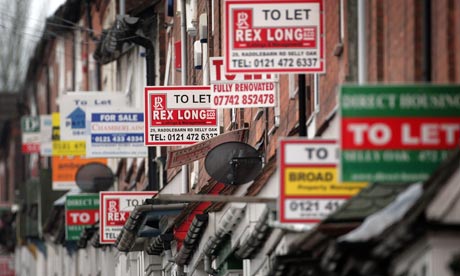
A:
[86, 110, 147, 158]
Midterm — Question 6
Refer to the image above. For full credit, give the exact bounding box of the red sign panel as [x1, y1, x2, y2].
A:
[225, 0, 325, 73]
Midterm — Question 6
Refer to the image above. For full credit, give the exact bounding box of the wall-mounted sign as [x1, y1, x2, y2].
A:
[52, 112, 86, 156]
[86, 108, 147, 157]
[40, 115, 53, 156]
[279, 139, 366, 225]
[225, 0, 325, 73]
[340, 85, 460, 182]
[99, 191, 157, 244]
[59, 92, 126, 141]
[210, 57, 277, 108]
[65, 194, 99, 240]
[144, 86, 219, 146]
[21, 116, 41, 153]
[52, 157, 107, 190]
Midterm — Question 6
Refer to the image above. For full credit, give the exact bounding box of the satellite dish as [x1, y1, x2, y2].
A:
[205, 142, 263, 185]
[75, 162, 114, 192]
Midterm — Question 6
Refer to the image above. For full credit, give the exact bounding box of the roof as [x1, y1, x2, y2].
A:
[325, 182, 414, 223]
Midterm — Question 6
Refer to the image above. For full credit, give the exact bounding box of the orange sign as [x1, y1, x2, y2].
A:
[52, 156, 107, 190]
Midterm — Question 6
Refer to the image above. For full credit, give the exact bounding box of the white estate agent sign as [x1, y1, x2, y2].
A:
[279, 139, 366, 225]
[144, 86, 219, 146]
[100, 191, 156, 244]
[21, 116, 41, 154]
[210, 57, 277, 108]
[40, 115, 53, 156]
[86, 108, 147, 158]
[225, 0, 325, 73]
[59, 92, 126, 141]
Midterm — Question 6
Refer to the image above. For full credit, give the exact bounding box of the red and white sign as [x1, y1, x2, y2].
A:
[66, 210, 99, 225]
[100, 191, 157, 244]
[342, 117, 460, 150]
[210, 57, 277, 108]
[225, 0, 324, 73]
[144, 86, 220, 146]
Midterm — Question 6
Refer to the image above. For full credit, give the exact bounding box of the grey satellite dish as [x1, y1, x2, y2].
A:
[75, 162, 114, 192]
[205, 142, 263, 185]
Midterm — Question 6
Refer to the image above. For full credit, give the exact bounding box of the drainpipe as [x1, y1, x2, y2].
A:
[85, 0, 101, 90]
[125, 34, 159, 191]
[180, 0, 189, 194]
[358, 0, 367, 84]
[119, 0, 125, 16]
[298, 74, 307, 137]
[422, 0, 431, 82]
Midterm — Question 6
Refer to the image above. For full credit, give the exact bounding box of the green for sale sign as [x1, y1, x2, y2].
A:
[65, 194, 99, 240]
[340, 84, 460, 182]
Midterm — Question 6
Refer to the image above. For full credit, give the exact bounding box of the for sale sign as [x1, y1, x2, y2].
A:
[340, 85, 460, 182]
[99, 191, 157, 244]
[225, 0, 324, 73]
[210, 57, 277, 108]
[279, 139, 366, 224]
[144, 86, 219, 146]
[65, 194, 99, 240]
[86, 108, 147, 157]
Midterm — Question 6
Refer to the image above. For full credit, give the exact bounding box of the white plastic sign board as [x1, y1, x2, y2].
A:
[99, 191, 157, 244]
[21, 116, 41, 153]
[40, 115, 53, 156]
[144, 86, 219, 146]
[225, 0, 325, 73]
[210, 57, 277, 108]
[279, 139, 365, 225]
[59, 92, 126, 141]
[86, 108, 147, 157]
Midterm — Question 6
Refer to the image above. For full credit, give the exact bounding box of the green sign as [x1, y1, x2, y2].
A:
[65, 194, 99, 240]
[340, 84, 460, 182]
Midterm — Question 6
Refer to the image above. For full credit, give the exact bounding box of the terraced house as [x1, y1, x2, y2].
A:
[4, 0, 460, 276]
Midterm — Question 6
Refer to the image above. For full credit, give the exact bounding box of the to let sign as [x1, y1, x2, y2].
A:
[210, 57, 277, 108]
[100, 191, 157, 244]
[225, 0, 324, 73]
[340, 85, 460, 182]
[144, 86, 219, 146]
[279, 139, 366, 225]
[65, 194, 99, 241]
